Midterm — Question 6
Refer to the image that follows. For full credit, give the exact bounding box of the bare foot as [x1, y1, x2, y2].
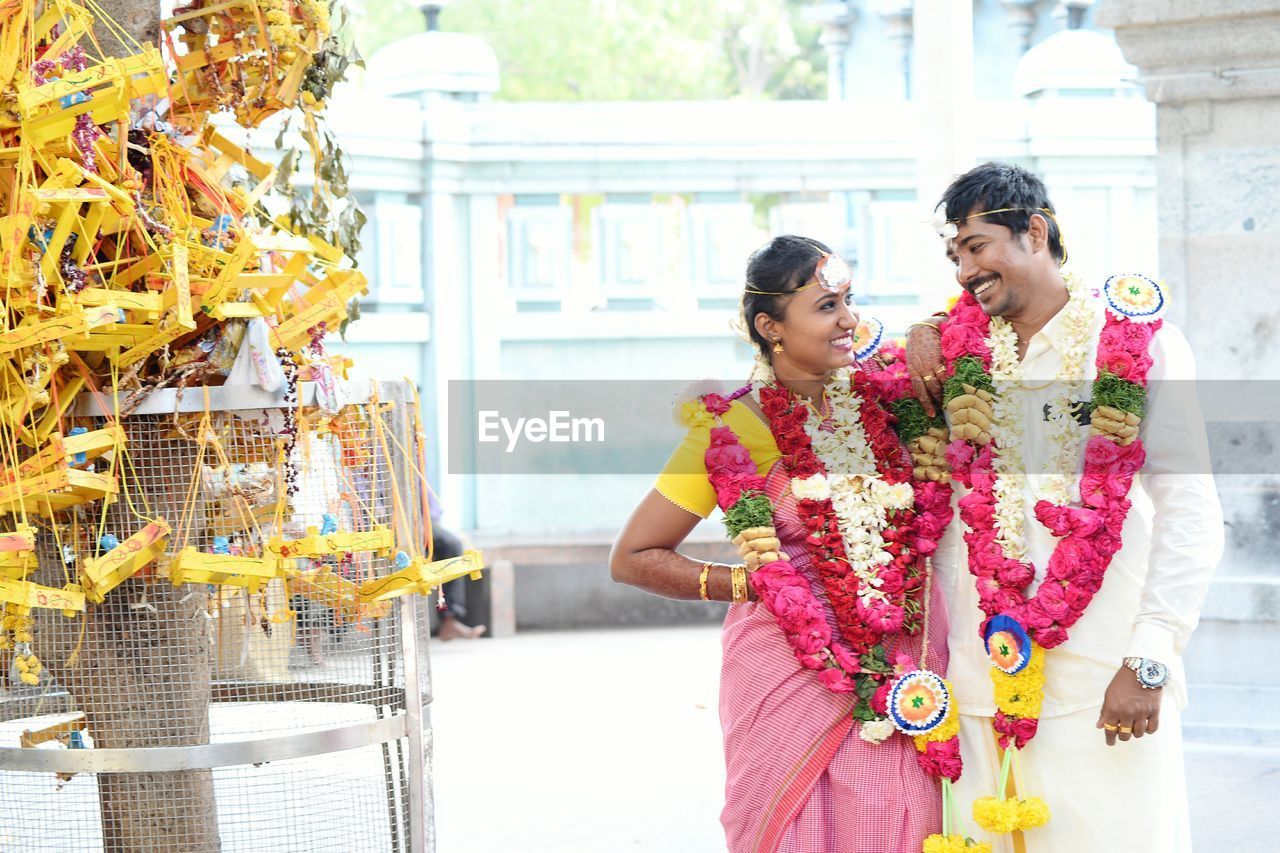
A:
[438, 619, 487, 641]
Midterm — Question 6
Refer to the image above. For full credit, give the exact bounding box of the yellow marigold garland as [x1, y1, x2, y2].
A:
[972, 795, 1051, 833]
[989, 641, 1045, 719]
[968, 641, 1052, 835]
[680, 400, 717, 430]
[923, 835, 993, 853]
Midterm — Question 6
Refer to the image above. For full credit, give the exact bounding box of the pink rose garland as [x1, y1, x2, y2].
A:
[940, 288, 1161, 761]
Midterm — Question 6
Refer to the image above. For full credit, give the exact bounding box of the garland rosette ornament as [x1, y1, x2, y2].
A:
[938, 272, 1166, 839]
[852, 317, 884, 362]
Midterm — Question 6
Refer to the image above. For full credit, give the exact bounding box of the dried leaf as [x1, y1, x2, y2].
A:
[339, 297, 361, 338]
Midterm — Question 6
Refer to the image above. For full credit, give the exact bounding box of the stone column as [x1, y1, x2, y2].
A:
[1099, 0, 1280, 745]
[1098, 1, 1280, 367]
[1053, 0, 1096, 30]
[807, 2, 857, 101]
[1000, 0, 1040, 53]
[877, 1, 915, 99]
[912, 0, 974, 312]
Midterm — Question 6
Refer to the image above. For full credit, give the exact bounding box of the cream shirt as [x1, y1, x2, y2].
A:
[935, 292, 1224, 717]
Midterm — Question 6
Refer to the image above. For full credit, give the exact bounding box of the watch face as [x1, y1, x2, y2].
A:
[1138, 660, 1168, 687]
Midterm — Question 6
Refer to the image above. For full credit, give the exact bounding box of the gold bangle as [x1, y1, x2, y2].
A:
[730, 566, 749, 604]
[699, 562, 713, 601]
[906, 321, 943, 336]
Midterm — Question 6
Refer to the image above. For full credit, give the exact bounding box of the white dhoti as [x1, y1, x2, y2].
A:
[952, 708, 1191, 853]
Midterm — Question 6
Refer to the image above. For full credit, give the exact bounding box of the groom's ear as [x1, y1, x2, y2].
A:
[1027, 213, 1050, 256]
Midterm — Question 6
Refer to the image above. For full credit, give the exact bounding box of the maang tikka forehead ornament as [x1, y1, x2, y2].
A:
[812, 252, 853, 293]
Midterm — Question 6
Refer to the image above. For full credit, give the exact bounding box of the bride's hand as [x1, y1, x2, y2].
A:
[907, 319, 946, 417]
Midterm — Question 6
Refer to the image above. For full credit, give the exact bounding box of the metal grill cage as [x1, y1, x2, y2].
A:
[0, 380, 434, 852]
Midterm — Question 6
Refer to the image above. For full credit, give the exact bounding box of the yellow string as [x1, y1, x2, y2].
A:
[202, 415, 273, 550]
[107, 355, 160, 525]
[407, 382, 436, 560]
[76, 0, 144, 55]
[174, 404, 210, 552]
[367, 383, 414, 560]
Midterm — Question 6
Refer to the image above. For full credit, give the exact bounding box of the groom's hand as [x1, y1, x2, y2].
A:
[906, 319, 946, 417]
[1097, 665, 1162, 746]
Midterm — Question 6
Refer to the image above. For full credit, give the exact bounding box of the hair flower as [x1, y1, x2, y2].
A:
[931, 212, 959, 239]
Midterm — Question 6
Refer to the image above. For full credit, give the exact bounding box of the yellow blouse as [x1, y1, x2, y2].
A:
[653, 400, 780, 518]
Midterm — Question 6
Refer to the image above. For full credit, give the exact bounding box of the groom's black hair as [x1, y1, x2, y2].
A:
[940, 162, 1065, 263]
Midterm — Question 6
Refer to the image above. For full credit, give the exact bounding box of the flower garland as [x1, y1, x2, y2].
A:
[753, 360, 925, 651]
[695, 390, 869, 702]
[691, 342, 971, 850]
[864, 345, 980, 852]
[984, 273, 1095, 542]
[939, 272, 1166, 838]
[690, 354, 950, 723]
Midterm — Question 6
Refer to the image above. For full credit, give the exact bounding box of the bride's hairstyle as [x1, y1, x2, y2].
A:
[739, 235, 832, 357]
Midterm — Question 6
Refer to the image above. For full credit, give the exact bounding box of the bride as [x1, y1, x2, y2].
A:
[611, 235, 959, 853]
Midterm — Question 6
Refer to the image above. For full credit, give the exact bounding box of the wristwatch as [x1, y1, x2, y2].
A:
[1123, 656, 1169, 690]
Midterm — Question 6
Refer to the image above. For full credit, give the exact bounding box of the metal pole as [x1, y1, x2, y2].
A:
[375, 616, 406, 852]
[401, 595, 429, 852]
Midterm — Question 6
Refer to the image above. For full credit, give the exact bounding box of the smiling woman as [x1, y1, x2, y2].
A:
[610, 235, 953, 852]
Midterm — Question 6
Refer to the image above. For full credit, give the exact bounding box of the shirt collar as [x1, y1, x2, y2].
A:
[1025, 288, 1100, 361]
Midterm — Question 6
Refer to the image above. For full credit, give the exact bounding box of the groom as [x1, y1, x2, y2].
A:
[906, 162, 1222, 852]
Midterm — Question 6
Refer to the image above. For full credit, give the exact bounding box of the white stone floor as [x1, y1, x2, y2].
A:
[431, 625, 1280, 853]
[1, 625, 1274, 850]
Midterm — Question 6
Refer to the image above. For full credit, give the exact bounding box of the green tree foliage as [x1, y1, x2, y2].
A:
[352, 0, 825, 100]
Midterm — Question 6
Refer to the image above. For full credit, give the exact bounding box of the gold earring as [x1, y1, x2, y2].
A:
[772, 340, 783, 354]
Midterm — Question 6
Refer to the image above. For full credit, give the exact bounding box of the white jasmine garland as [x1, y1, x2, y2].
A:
[751, 361, 902, 606]
[791, 473, 831, 502]
[985, 272, 1099, 560]
[987, 319, 1030, 560]
[1039, 273, 1095, 507]
[806, 370, 900, 604]
[859, 717, 897, 744]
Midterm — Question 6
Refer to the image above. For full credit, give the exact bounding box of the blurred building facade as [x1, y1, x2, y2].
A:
[272, 0, 1280, 745]
[323, 0, 1156, 533]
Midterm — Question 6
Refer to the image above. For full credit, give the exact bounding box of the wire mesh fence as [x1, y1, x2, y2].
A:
[0, 381, 434, 852]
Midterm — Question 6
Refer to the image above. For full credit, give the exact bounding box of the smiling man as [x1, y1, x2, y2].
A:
[905, 162, 1224, 852]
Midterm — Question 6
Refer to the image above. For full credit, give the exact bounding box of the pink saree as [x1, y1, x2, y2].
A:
[719, 461, 947, 853]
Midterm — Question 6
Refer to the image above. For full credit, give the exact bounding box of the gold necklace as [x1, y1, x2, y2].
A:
[799, 389, 830, 420]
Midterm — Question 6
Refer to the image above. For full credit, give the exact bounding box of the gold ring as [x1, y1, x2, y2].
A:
[1103, 724, 1118, 732]
[1118, 726, 1133, 734]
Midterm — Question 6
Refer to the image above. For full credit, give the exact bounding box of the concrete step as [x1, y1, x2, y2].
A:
[1185, 617, 1280, 688]
[1183, 723, 1280, 748]
[1199, 575, 1280, 623]
[1184, 684, 1280, 747]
